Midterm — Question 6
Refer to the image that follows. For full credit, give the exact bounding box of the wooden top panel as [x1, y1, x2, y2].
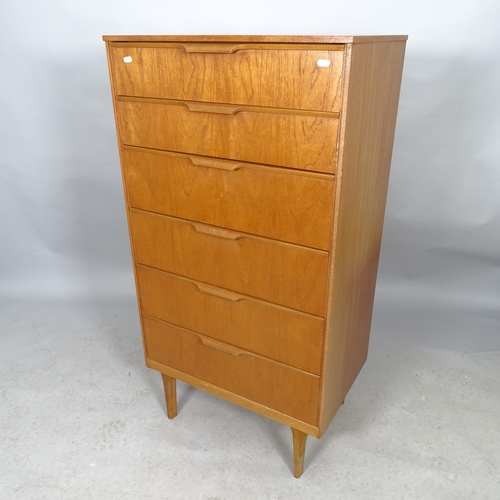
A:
[103, 35, 407, 43]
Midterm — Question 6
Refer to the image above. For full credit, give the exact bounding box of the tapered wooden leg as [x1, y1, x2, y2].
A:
[291, 428, 308, 478]
[161, 374, 177, 419]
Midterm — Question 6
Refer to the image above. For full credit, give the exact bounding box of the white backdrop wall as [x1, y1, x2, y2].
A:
[1, 1, 499, 350]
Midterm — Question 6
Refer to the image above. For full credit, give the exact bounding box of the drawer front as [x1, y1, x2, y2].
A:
[130, 210, 329, 317]
[117, 99, 338, 174]
[143, 315, 320, 425]
[123, 148, 334, 251]
[109, 43, 344, 112]
[137, 266, 324, 375]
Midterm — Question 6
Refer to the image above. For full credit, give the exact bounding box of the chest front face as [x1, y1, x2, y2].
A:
[104, 34, 407, 477]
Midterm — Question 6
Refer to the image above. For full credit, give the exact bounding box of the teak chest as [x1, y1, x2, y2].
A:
[103, 34, 407, 477]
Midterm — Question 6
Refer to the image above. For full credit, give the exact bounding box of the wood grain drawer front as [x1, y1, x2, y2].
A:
[130, 210, 329, 317]
[123, 148, 334, 251]
[117, 99, 338, 174]
[110, 43, 344, 113]
[143, 315, 320, 425]
[137, 266, 324, 375]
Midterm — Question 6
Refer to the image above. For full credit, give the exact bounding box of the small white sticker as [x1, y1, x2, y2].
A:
[317, 59, 331, 68]
[123, 56, 133, 63]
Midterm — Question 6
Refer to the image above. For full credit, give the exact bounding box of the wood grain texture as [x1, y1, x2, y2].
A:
[161, 374, 177, 419]
[149, 360, 320, 437]
[111, 42, 344, 51]
[129, 209, 329, 316]
[104, 36, 408, 471]
[136, 265, 324, 374]
[103, 35, 408, 44]
[110, 44, 344, 112]
[122, 147, 335, 250]
[291, 428, 308, 478]
[104, 43, 151, 367]
[318, 40, 407, 437]
[116, 98, 338, 173]
[143, 316, 320, 426]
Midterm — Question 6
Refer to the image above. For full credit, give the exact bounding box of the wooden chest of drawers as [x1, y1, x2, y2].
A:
[104, 34, 407, 477]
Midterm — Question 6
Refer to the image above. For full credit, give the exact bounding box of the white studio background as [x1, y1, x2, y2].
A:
[0, 0, 499, 352]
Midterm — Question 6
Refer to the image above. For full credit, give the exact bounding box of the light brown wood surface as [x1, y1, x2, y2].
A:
[161, 374, 177, 419]
[143, 315, 320, 425]
[319, 40, 407, 436]
[116, 98, 339, 173]
[122, 147, 334, 250]
[136, 265, 324, 374]
[104, 35, 407, 475]
[291, 428, 308, 478]
[109, 44, 344, 112]
[104, 43, 152, 372]
[103, 35, 408, 44]
[130, 209, 329, 316]
[149, 360, 320, 437]
[111, 42, 344, 51]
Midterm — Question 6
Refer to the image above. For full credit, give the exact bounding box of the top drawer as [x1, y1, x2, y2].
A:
[108, 43, 344, 112]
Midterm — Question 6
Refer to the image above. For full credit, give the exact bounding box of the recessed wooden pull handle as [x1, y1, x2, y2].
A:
[191, 222, 242, 240]
[195, 282, 244, 302]
[199, 336, 246, 357]
[184, 101, 242, 115]
[187, 155, 243, 171]
[179, 43, 243, 54]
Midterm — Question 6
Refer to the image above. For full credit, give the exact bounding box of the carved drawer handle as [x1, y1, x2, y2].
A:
[195, 282, 244, 302]
[191, 222, 242, 240]
[179, 43, 243, 54]
[199, 335, 246, 357]
[184, 101, 242, 115]
[187, 155, 243, 171]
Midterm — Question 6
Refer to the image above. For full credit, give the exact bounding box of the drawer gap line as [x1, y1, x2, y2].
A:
[109, 41, 344, 52]
[129, 207, 329, 255]
[122, 144, 335, 180]
[135, 263, 326, 321]
[116, 95, 340, 119]
[136, 263, 325, 321]
[143, 313, 321, 378]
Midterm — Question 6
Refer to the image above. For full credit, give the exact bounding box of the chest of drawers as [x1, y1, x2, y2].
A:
[104, 34, 407, 477]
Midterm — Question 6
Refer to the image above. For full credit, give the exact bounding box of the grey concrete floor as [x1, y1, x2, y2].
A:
[1, 298, 499, 499]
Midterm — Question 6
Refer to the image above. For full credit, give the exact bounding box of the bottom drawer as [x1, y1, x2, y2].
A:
[143, 315, 319, 426]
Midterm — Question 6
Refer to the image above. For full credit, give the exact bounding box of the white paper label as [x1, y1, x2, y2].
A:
[123, 56, 133, 63]
[317, 59, 331, 68]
